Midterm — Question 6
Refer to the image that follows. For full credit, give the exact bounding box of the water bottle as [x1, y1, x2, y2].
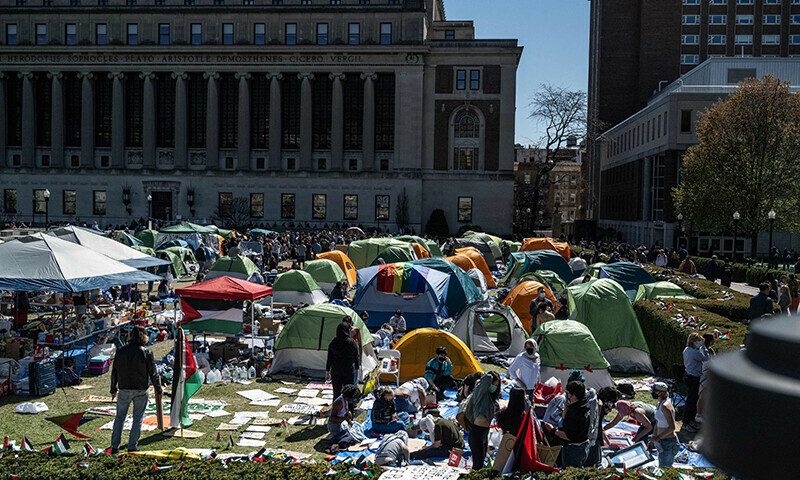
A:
[248, 365, 256, 379]
[221, 366, 231, 384]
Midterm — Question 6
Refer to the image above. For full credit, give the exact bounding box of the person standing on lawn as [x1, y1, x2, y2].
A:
[326, 321, 360, 400]
[648, 382, 679, 467]
[507, 339, 540, 401]
[110, 326, 162, 454]
[682, 332, 710, 433]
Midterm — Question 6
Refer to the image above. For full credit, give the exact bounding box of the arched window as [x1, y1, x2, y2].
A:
[452, 108, 481, 170]
[454, 109, 479, 138]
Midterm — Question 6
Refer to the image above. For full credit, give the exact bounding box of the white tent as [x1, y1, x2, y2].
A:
[46, 226, 170, 269]
[450, 301, 528, 356]
[0, 234, 161, 292]
[467, 268, 488, 295]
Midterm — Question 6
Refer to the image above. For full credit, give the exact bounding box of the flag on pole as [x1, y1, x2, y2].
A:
[52, 435, 70, 456]
[169, 328, 203, 429]
[20, 437, 35, 452]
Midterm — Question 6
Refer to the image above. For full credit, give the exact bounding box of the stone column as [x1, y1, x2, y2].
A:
[235, 72, 251, 170]
[361, 72, 377, 172]
[0, 73, 6, 167]
[299, 73, 314, 171]
[204, 72, 220, 169]
[267, 73, 283, 170]
[19, 72, 35, 168]
[329, 73, 345, 171]
[78, 72, 95, 168]
[109, 72, 125, 169]
[171, 72, 187, 169]
[48, 72, 64, 168]
[141, 72, 157, 168]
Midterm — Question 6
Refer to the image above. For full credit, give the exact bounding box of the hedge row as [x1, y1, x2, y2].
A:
[690, 256, 795, 287]
[645, 267, 752, 321]
[0, 452, 728, 480]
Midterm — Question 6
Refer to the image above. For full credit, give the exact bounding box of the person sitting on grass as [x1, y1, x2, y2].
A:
[389, 310, 407, 337]
[371, 387, 410, 434]
[374, 323, 394, 347]
[374, 430, 410, 467]
[409, 415, 465, 460]
[327, 384, 361, 446]
[395, 377, 429, 414]
[425, 346, 455, 401]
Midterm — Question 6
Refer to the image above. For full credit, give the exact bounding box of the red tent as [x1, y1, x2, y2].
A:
[176, 276, 272, 301]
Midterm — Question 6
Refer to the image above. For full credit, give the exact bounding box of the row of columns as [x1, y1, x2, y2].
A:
[1, 70, 382, 171]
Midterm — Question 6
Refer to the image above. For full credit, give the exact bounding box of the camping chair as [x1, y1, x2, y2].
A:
[376, 350, 401, 387]
[669, 364, 689, 409]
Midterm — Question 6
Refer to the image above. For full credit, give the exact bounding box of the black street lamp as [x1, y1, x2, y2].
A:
[768, 209, 776, 268]
[187, 189, 195, 217]
[31, 193, 35, 227]
[733, 211, 740, 261]
[122, 188, 131, 216]
[43, 189, 50, 228]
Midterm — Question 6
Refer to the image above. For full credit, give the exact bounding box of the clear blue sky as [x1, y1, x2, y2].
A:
[444, 0, 590, 146]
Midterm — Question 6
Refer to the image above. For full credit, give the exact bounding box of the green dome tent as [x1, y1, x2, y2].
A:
[135, 229, 159, 249]
[501, 251, 575, 288]
[634, 281, 694, 302]
[159, 222, 215, 234]
[395, 235, 432, 254]
[156, 249, 188, 277]
[424, 240, 443, 257]
[272, 270, 328, 305]
[207, 255, 260, 281]
[567, 278, 653, 373]
[302, 259, 347, 294]
[371, 245, 416, 266]
[347, 238, 415, 269]
[246, 228, 277, 238]
[271, 303, 378, 379]
[531, 320, 614, 390]
[113, 231, 144, 247]
[520, 270, 568, 296]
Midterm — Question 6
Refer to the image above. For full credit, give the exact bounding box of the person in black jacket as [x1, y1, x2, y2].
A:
[325, 322, 360, 400]
[110, 326, 162, 454]
[543, 381, 590, 468]
[495, 387, 529, 436]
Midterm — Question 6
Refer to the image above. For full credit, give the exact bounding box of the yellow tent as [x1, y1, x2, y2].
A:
[316, 250, 358, 286]
[393, 328, 483, 383]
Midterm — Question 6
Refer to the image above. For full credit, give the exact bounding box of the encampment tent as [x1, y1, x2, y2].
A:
[352, 263, 450, 330]
[455, 235, 502, 271]
[246, 228, 277, 238]
[531, 320, 614, 390]
[207, 255, 261, 282]
[46, 226, 170, 269]
[316, 250, 358, 286]
[521, 270, 567, 296]
[272, 270, 328, 305]
[271, 304, 377, 379]
[502, 280, 558, 334]
[371, 245, 416, 265]
[135, 229, 159, 249]
[113, 231, 144, 248]
[348, 238, 416, 269]
[520, 237, 571, 260]
[395, 235, 432, 255]
[634, 281, 694, 302]
[451, 247, 496, 287]
[303, 259, 347, 294]
[176, 276, 272, 335]
[567, 278, 653, 373]
[501, 251, 574, 288]
[450, 301, 528, 356]
[159, 222, 215, 234]
[569, 257, 588, 277]
[156, 249, 188, 277]
[425, 240, 443, 257]
[409, 258, 483, 317]
[393, 328, 482, 383]
[596, 262, 656, 302]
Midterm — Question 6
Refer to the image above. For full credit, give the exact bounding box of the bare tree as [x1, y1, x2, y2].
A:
[213, 197, 250, 230]
[524, 85, 587, 228]
[395, 188, 409, 232]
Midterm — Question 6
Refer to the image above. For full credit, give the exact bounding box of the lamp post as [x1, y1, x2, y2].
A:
[733, 211, 740, 261]
[43, 189, 50, 228]
[676, 213, 683, 249]
[147, 194, 153, 229]
[187, 189, 195, 217]
[122, 188, 131, 216]
[768, 209, 776, 268]
[31, 193, 35, 227]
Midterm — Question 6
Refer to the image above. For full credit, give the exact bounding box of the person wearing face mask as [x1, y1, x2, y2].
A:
[507, 339, 541, 402]
[543, 381, 590, 468]
[463, 371, 501, 470]
[529, 287, 554, 321]
[424, 347, 454, 401]
[682, 332, 710, 433]
[648, 382, 678, 467]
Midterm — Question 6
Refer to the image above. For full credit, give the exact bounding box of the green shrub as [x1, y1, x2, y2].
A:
[424, 209, 450, 237]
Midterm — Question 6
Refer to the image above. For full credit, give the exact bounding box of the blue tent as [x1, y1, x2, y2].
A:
[352, 263, 450, 330]
[502, 250, 575, 286]
[409, 258, 483, 315]
[597, 262, 656, 302]
[158, 239, 191, 250]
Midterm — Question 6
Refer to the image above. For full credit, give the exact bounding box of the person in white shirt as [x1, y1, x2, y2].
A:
[507, 339, 541, 401]
[388, 310, 406, 336]
[655, 250, 668, 267]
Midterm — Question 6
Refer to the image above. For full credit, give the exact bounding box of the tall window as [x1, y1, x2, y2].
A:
[343, 73, 364, 150]
[313, 75, 332, 150]
[380, 23, 392, 44]
[375, 195, 389, 221]
[680, 110, 692, 133]
[250, 193, 264, 218]
[312, 194, 326, 220]
[222, 23, 234, 45]
[348, 23, 360, 44]
[6, 76, 21, 146]
[254, 23, 266, 45]
[65, 74, 81, 147]
[282, 75, 301, 149]
[220, 75, 238, 149]
[455, 109, 479, 138]
[158, 23, 170, 45]
[445, 29, 455, 40]
[5, 24, 17, 45]
[317, 23, 328, 45]
[35, 75, 52, 146]
[469, 70, 480, 90]
[36, 24, 47, 45]
[63, 190, 76, 215]
[96, 24, 107, 45]
[281, 193, 295, 219]
[127, 24, 138, 45]
[456, 70, 466, 90]
[375, 74, 395, 150]
[218, 193, 233, 218]
[93, 191, 106, 215]
[453, 109, 480, 170]
[285, 23, 297, 45]
[458, 197, 473, 223]
[188, 74, 207, 148]
[251, 76, 270, 148]
[651, 155, 665, 221]
[3, 190, 17, 214]
[95, 76, 113, 147]
[65, 24, 77, 45]
[126, 75, 143, 147]
[344, 194, 358, 220]
[156, 74, 175, 147]
[190, 23, 202, 45]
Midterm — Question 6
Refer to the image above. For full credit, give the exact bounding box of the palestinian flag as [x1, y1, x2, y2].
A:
[179, 297, 245, 335]
[83, 443, 96, 456]
[103, 446, 113, 455]
[501, 408, 559, 474]
[20, 437, 35, 452]
[215, 432, 221, 442]
[154, 462, 174, 471]
[52, 435, 70, 456]
[46, 412, 92, 439]
[227, 435, 234, 448]
[2, 437, 8, 449]
[169, 328, 203, 429]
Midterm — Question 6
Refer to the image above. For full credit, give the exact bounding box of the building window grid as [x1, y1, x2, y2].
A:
[250, 193, 264, 218]
[317, 23, 328, 45]
[96, 24, 108, 45]
[6, 24, 17, 45]
[188, 74, 207, 148]
[456, 70, 466, 90]
[159, 23, 170, 45]
[35, 75, 52, 147]
[380, 23, 392, 44]
[251, 76, 270, 149]
[458, 196, 473, 223]
[65, 24, 77, 45]
[312, 194, 326, 219]
[736, 34, 753, 44]
[191, 23, 202, 45]
[36, 24, 47, 45]
[156, 74, 175, 147]
[344, 194, 358, 220]
[3, 190, 17, 214]
[343, 73, 364, 150]
[222, 23, 234, 45]
[254, 23, 266, 45]
[375, 195, 390, 221]
[708, 34, 726, 44]
[281, 193, 295, 219]
[126, 75, 144, 147]
[469, 70, 480, 90]
[282, 75, 302, 150]
[709, 15, 727, 25]
[348, 23, 360, 44]
[313, 75, 333, 150]
[375, 74, 395, 151]
[218, 192, 233, 218]
[93, 190, 106, 215]
[651, 156, 665, 221]
[219, 74, 239, 149]
[763, 15, 781, 25]
[95, 76, 113, 148]
[736, 14, 754, 25]
[285, 23, 297, 45]
[127, 23, 138, 45]
[682, 34, 699, 44]
[65, 74, 81, 147]
[63, 190, 76, 215]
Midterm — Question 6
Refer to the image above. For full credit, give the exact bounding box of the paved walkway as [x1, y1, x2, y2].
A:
[729, 282, 758, 296]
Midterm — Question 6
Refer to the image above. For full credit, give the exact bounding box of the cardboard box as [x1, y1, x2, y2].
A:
[258, 316, 278, 336]
[4, 340, 20, 360]
[425, 394, 437, 407]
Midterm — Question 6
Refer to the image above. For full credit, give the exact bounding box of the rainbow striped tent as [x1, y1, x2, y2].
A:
[352, 263, 451, 330]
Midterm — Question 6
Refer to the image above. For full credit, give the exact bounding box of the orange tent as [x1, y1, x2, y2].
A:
[453, 247, 497, 287]
[412, 243, 430, 259]
[315, 250, 357, 286]
[520, 237, 571, 260]
[502, 280, 558, 334]
[446, 254, 478, 272]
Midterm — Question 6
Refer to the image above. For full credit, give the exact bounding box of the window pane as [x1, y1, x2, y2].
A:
[281, 193, 295, 219]
[4, 190, 17, 213]
[380, 23, 391, 44]
[344, 194, 358, 220]
[286, 23, 296, 44]
[458, 197, 472, 223]
[470, 70, 480, 90]
[250, 193, 264, 218]
[63, 190, 76, 215]
[312, 194, 326, 220]
[375, 195, 390, 220]
[349, 23, 360, 44]
[93, 190, 106, 215]
[191, 23, 202, 44]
